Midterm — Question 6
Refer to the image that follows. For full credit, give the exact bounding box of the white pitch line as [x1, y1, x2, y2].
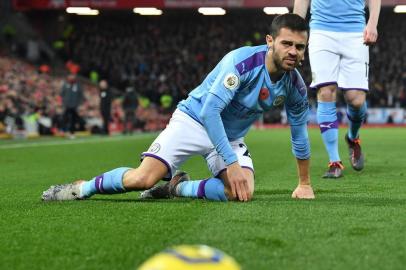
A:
[0, 133, 157, 150]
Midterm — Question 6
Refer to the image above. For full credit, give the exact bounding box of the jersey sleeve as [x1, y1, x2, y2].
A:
[285, 70, 311, 159]
[200, 93, 238, 165]
[285, 69, 309, 126]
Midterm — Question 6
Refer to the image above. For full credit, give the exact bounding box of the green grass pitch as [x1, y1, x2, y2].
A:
[1, 128, 406, 270]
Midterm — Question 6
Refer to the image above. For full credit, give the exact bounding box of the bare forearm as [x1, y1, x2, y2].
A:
[293, 0, 310, 19]
[296, 158, 310, 185]
[367, 0, 381, 28]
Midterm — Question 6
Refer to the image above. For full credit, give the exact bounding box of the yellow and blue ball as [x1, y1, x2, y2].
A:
[138, 245, 241, 270]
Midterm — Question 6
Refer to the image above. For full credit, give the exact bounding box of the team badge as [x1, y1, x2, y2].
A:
[148, 143, 161, 153]
[273, 95, 285, 106]
[223, 73, 240, 90]
[259, 88, 269, 100]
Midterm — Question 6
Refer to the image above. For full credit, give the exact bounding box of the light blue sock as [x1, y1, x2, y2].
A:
[317, 101, 341, 162]
[81, 167, 131, 197]
[347, 102, 367, 140]
[177, 180, 203, 198]
[177, 178, 227, 202]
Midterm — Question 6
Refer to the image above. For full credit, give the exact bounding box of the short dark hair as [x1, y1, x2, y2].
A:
[270, 13, 309, 38]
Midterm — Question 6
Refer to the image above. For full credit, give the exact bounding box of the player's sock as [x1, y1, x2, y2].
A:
[346, 102, 367, 140]
[317, 101, 341, 162]
[176, 180, 202, 197]
[80, 167, 131, 197]
[177, 178, 227, 201]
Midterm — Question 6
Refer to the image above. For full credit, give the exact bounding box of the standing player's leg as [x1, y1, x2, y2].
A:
[309, 30, 343, 178]
[343, 90, 366, 170]
[317, 85, 344, 178]
[339, 32, 369, 171]
[344, 91, 367, 140]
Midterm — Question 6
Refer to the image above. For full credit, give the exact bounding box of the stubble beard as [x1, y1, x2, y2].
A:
[272, 46, 298, 71]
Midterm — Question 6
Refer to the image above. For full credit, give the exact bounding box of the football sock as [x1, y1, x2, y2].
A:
[177, 178, 227, 201]
[176, 180, 202, 198]
[80, 167, 131, 197]
[317, 101, 341, 162]
[347, 102, 367, 140]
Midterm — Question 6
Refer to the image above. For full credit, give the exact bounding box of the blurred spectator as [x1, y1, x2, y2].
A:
[26, 38, 40, 63]
[99, 79, 112, 135]
[51, 105, 64, 134]
[61, 73, 83, 138]
[160, 93, 173, 114]
[122, 85, 138, 134]
[398, 88, 406, 108]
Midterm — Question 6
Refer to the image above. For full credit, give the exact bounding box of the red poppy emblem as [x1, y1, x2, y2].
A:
[259, 88, 269, 100]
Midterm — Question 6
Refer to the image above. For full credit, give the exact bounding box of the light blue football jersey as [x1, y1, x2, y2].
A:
[310, 0, 365, 32]
[178, 45, 310, 164]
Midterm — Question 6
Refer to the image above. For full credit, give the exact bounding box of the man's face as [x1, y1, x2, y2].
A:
[267, 28, 308, 71]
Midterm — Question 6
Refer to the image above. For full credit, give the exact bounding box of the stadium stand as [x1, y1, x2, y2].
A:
[1, 8, 405, 138]
[57, 9, 406, 108]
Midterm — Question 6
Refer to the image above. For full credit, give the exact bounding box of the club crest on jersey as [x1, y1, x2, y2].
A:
[148, 143, 161, 153]
[259, 88, 269, 100]
[223, 73, 239, 90]
[273, 95, 285, 106]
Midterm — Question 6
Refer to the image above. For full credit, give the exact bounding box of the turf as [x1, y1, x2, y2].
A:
[1, 128, 406, 270]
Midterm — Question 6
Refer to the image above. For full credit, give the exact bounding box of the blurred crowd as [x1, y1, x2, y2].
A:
[0, 55, 170, 137]
[60, 11, 262, 105]
[0, 56, 100, 136]
[1, 8, 406, 137]
[368, 12, 406, 108]
[60, 10, 406, 108]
